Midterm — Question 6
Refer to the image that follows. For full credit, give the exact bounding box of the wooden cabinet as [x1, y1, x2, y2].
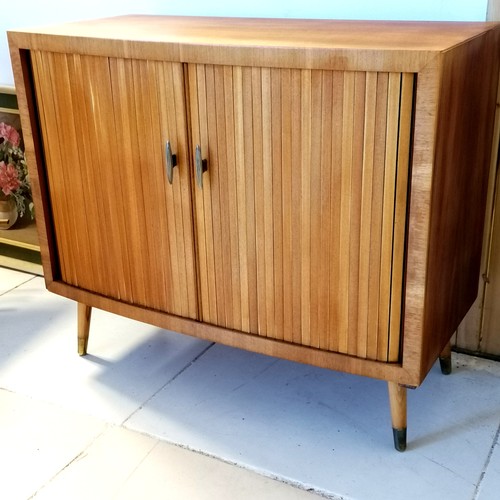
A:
[8, 16, 500, 451]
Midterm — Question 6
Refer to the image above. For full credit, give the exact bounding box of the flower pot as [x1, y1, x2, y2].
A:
[0, 197, 18, 229]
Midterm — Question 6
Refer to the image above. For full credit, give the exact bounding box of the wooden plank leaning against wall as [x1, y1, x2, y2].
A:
[455, 0, 500, 356]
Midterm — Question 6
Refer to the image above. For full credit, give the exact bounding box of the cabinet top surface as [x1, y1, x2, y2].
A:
[9, 15, 500, 52]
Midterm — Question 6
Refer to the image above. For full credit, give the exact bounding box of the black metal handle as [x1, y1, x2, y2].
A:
[165, 141, 177, 184]
[195, 144, 208, 188]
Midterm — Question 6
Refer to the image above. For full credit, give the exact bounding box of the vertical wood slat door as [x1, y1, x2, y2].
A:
[189, 64, 414, 362]
[31, 51, 198, 319]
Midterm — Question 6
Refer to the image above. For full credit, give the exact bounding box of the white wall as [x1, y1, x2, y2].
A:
[0, 0, 490, 86]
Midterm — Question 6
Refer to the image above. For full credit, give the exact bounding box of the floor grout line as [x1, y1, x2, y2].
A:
[472, 420, 500, 500]
[0, 272, 38, 297]
[26, 425, 112, 499]
[120, 342, 216, 427]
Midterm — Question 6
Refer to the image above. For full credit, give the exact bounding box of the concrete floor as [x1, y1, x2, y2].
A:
[1, 266, 499, 499]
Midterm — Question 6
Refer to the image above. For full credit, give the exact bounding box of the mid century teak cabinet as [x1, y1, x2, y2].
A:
[8, 16, 500, 451]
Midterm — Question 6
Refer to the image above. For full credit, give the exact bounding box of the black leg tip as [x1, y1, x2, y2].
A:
[392, 428, 407, 452]
[439, 356, 452, 375]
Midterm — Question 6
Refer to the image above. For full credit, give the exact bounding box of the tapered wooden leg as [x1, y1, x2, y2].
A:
[388, 382, 407, 452]
[439, 341, 452, 375]
[77, 303, 92, 356]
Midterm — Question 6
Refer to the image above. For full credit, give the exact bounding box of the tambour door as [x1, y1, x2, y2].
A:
[189, 64, 414, 362]
[31, 52, 198, 318]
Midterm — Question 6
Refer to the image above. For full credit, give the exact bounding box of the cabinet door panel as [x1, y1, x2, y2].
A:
[31, 52, 198, 318]
[189, 64, 413, 362]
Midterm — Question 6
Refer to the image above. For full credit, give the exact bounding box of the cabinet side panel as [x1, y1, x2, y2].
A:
[422, 28, 500, 374]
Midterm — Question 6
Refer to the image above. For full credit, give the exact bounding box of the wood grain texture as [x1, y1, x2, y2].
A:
[8, 17, 500, 73]
[77, 302, 92, 355]
[30, 52, 198, 318]
[190, 64, 413, 361]
[420, 28, 500, 376]
[7, 47, 57, 284]
[388, 382, 407, 429]
[50, 279, 415, 384]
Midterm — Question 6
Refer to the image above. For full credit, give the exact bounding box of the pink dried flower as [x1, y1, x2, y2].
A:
[0, 122, 21, 147]
[0, 161, 22, 196]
